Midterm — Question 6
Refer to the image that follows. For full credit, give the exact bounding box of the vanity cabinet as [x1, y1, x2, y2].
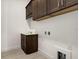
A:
[21, 34, 38, 54]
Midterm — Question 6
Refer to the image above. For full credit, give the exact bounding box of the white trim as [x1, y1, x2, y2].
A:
[38, 49, 54, 59]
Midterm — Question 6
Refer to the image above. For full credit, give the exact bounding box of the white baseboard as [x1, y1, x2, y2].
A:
[1, 47, 21, 53]
[38, 49, 54, 59]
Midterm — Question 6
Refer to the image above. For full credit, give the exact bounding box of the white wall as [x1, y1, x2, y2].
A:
[1, 0, 78, 58]
[29, 11, 78, 59]
[1, 0, 30, 52]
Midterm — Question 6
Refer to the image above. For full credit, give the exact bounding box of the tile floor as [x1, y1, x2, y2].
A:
[2, 49, 50, 59]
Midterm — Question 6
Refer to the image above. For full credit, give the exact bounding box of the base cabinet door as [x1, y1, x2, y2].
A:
[31, 35, 38, 52]
[21, 34, 26, 53]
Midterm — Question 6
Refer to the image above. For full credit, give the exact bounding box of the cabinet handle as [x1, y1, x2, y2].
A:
[61, 0, 64, 6]
[57, 0, 60, 7]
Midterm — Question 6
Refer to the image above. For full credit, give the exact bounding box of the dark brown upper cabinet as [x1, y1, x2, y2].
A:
[26, 0, 78, 21]
[26, 1, 32, 19]
[47, 0, 61, 15]
[32, 0, 46, 20]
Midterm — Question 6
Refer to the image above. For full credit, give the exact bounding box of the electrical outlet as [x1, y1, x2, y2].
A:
[48, 31, 50, 35]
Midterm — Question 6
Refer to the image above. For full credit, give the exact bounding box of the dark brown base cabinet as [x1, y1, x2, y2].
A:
[21, 34, 38, 54]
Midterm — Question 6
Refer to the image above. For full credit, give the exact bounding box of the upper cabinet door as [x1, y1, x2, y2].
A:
[65, 0, 78, 7]
[47, 0, 61, 14]
[32, 0, 46, 20]
[26, 1, 32, 19]
[32, 0, 38, 20]
[37, 0, 47, 18]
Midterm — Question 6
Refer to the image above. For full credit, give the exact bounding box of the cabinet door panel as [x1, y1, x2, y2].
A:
[26, 2, 32, 19]
[65, 0, 78, 7]
[21, 34, 24, 50]
[26, 36, 31, 51]
[26, 3, 32, 16]
[37, 0, 46, 18]
[32, 0, 46, 20]
[21, 34, 26, 52]
[47, 0, 61, 14]
[26, 35, 38, 54]
[32, 0, 38, 20]
[31, 35, 38, 51]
